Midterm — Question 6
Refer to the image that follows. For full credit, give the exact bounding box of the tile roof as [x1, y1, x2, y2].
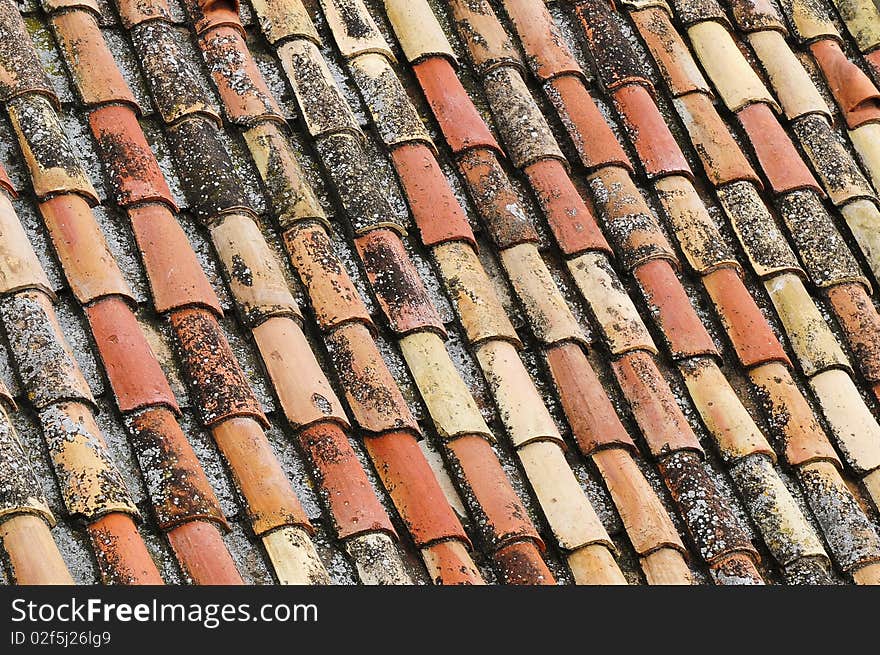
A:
[0, 0, 877, 586]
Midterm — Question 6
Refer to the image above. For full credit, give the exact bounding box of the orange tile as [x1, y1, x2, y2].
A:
[199, 25, 285, 126]
[391, 142, 476, 249]
[545, 342, 637, 455]
[634, 259, 719, 360]
[211, 416, 312, 536]
[88, 105, 176, 209]
[457, 149, 538, 249]
[0, 515, 73, 585]
[866, 48, 880, 83]
[446, 435, 543, 550]
[128, 203, 223, 316]
[283, 223, 372, 333]
[702, 267, 790, 369]
[736, 102, 822, 195]
[86, 513, 164, 585]
[38, 194, 134, 305]
[363, 430, 470, 548]
[501, 0, 583, 82]
[421, 539, 485, 585]
[525, 158, 612, 257]
[810, 38, 880, 129]
[166, 521, 244, 585]
[825, 282, 880, 383]
[545, 75, 632, 172]
[51, 10, 139, 110]
[127, 406, 228, 531]
[85, 296, 179, 414]
[354, 228, 446, 337]
[748, 361, 841, 467]
[613, 84, 692, 179]
[169, 308, 267, 428]
[298, 421, 396, 540]
[611, 350, 703, 456]
[412, 57, 502, 156]
[324, 322, 419, 435]
[630, 7, 713, 98]
[674, 92, 762, 187]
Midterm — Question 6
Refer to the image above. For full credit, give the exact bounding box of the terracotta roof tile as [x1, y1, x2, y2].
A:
[200, 25, 286, 126]
[652, 175, 740, 274]
[613, 84, 693, 180]
[778, 0, 841, 44]
[247, 0, 318, 45]
[321, 0, 393, 62]
[114, 0, 173, 29]
[455, 148, 540, 250]
[184, 0, 244, 37]
[575, 0, 655, 94]
[0, 2, 58, 106]
[383, 0, 456, 66]
[391, 143, 477, 249]
[825, 282, 880, 383]
[86, 296, 179, 413]
[829, 0, 880, 53]
[701, 267, 790, 367]
[544, 75, 633, 173]
[210, 213, 302, 327]
[355, 228, 447, 338]
[86, 512, 164, 584]
[736, 102, 823, 195]
[0, 514, 74, 584]
[634, 258, 720, 360]
[446, 0, 524, 76]
[499, 0, 584, 82]
[671, 0, 732, 27]
[810, 38, 880, 128]
[746, 29, 832, 121]
[727, 0, 789, 33]
[673, 91, 762, 187]
[127, 202, 224, 315]
[629, 6, 714, 97]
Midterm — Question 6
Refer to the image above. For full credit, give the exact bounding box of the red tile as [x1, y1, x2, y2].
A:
[446, 434, 543, 550]
[457, 148, 539, 249]
[363, 430, 470, 548]
[413, 57, 502, 157]
[447, 0, 523, 76]
[810, 38, 880, 129]
[866, 49, 880, 84]
[391, 142, 476, 249]
[185, 0, 245, 36]
[86, 296, 179, 414]
[88, 104, 176, 209]
[169, 308, 267, 428]
[611, 350, 703, 456]
[86, 513, 164, 585]
[167, 521, 244, 585]
[298, 421, 397, 540]
[702, 267, 790, 369]
[545, 342, 637, 455]
[128, 203, 223, 316]
[524, 158, 611, 256]
[634, 259, 719, 360]
[545, 75, 632, 172]
[354, 228, 447, 338]
[736, 102, 822, 195]
[613, 84, 692, 180]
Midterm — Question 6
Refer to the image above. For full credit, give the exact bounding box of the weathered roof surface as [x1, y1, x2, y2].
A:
[0, 0, 878, 585]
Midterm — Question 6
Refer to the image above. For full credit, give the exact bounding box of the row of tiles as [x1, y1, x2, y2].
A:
[0, 0, 878, 584]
